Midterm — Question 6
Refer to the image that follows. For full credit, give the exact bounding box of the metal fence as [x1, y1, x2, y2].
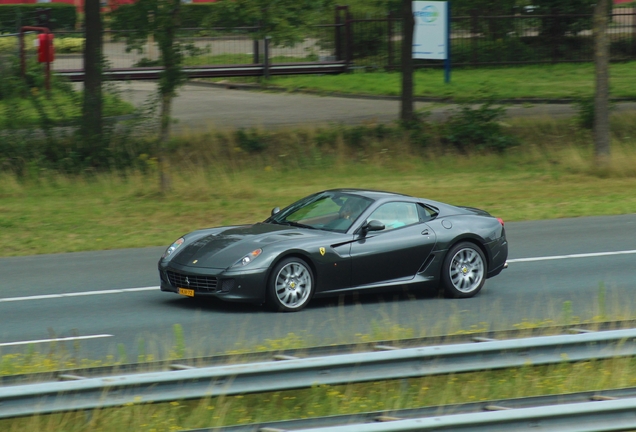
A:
[379, 9, 636, 68]
[3, 7, 636, 81]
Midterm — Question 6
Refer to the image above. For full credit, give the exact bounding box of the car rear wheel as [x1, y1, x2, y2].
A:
[441, 242, 486, 298]
[267, 258, 315, 312]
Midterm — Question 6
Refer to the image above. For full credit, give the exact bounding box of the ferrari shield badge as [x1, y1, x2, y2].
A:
[319, 247, 326, 256]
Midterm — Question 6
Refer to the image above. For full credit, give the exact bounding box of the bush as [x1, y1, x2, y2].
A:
[442, 101, 518, 153]
[0, 54, 30, 100]
[181, 4, 219, 28]
[55, 37, 84, 54]
[235, 128, 268, 153]
[574, 96, 616, 131]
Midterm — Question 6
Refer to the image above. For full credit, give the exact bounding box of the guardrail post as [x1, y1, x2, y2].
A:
[263, 36, 270, 78]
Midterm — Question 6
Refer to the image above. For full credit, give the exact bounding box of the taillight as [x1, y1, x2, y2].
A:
[497, 217, 504, 226]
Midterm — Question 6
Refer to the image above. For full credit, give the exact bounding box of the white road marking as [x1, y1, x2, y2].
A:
[0, 334, 113, 348]
[0, 286, 158, 303]
[508, 249, 636, 263]
[1, 249, 636, 303]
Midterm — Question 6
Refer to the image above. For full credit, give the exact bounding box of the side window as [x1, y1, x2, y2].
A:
[366, 202, 420, 231]
[417, 204, 438, 221]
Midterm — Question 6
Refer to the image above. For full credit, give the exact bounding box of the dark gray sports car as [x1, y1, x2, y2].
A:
[159, 189, 508, 312]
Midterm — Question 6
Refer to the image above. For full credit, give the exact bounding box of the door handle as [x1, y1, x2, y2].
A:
[421, 229, 429, 235]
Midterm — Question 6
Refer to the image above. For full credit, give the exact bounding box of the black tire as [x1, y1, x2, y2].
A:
[441, 242, 487, 298]
[267, 257, 315, 312]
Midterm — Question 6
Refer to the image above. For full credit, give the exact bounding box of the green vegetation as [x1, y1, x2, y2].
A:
[219, 62, 636, 100]
[2, 111, 636, 257]
[0, 91, 135, 128]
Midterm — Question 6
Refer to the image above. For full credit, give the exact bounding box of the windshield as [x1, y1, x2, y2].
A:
[266, 191, 374, 233]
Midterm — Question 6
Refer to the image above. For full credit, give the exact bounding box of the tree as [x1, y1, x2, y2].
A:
[111, 0, 185, 192]
[209, 0, 331, 47]
[532, 0, 596, 39]
[593, 0, 610, 167]
[400, 0, 415, 123]
[82, 0, 103, 144]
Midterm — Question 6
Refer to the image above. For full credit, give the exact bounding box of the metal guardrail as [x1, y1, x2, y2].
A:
[11, 320, 613, 387]
[276, 397, 636, 432]
[194, 386, 636, 431]
[2, 328, 636, 420]
[55, 61, 347, 82]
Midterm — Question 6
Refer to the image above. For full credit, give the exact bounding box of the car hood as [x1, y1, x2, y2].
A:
[171, 223, 325, 268]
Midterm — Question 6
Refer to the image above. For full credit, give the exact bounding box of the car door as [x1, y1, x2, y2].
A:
[349, 202, 437, 287]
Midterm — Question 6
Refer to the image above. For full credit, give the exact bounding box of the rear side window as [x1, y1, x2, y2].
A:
[418, 204, 438, 221]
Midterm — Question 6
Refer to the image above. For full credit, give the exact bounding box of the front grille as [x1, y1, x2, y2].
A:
[166, 270, 218, 292]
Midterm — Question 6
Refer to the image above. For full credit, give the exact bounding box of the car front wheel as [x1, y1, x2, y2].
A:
[441, 242, 487, 298]
[267, 258, 315, 312]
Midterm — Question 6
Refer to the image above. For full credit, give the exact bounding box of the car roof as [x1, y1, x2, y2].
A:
[323, 188, 413, 201]
[322, 188, 465, 215]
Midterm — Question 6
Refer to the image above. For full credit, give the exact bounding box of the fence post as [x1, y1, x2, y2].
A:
[470, 9, 478, 66]
[552, 11, 560, 63]
[16, 7, 22, 33]
[632, 8, 636, 58]
[19, 29, 25, 77]
[345, 8, 352, 71]
[253, 39, 259, 64]
[263, 36, 270, 78]
[335, 6, 342, 61]
[387, 10, 393, 69]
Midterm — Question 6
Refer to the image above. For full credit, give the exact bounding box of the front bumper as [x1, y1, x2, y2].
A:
[158, 260, 269, 303]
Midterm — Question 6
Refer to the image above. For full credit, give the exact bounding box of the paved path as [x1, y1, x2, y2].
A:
[102, 81, 636, 132]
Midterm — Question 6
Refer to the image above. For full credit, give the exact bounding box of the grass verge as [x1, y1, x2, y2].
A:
[2, 112, 636, 257]
[0, 90, 136, 128]
[212, 61, 636, 100]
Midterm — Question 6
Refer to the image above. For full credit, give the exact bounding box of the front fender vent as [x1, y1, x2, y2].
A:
[417, 254, 435, 274]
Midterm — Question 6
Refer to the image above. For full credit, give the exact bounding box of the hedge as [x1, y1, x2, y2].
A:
[0, 4, 77, 33]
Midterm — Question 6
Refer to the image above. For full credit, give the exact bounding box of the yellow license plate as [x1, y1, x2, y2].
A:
[178, 288, 195, 297]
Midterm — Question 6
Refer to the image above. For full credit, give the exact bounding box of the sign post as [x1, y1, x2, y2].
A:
[412, 1, 450, 83]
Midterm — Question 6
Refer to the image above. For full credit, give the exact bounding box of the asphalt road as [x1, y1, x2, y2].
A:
[103, 81, 636, 131]
[1, 214, 635, 360]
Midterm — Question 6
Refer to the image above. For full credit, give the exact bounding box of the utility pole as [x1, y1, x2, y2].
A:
[593, 0, 610, 167]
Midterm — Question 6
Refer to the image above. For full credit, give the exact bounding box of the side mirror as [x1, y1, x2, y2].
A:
[271, 207, 280, 216]
[362, 220, 385, 232]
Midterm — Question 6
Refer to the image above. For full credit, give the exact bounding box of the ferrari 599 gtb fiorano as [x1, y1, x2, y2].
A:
[159, 189, 508, 312]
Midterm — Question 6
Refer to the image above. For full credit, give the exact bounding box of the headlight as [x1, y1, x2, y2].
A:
[234, 249, 262, 267]
[163, 237, 184, 259]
